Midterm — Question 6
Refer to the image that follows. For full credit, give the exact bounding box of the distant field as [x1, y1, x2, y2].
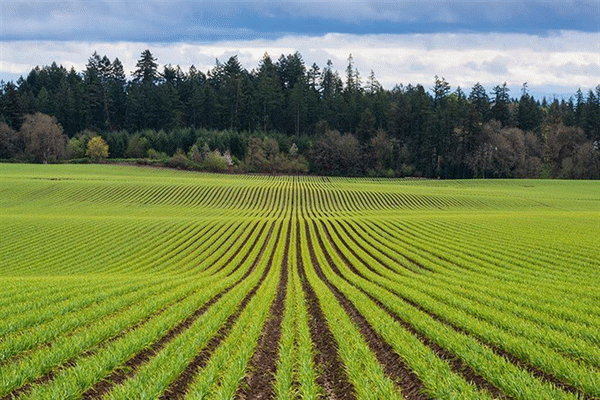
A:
[0, 164, 599, 400]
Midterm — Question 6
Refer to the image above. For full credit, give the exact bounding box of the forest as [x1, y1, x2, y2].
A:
[0, 49, 598, 178]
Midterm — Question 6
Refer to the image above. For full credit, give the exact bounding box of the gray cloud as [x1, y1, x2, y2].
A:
[463, 57, 511, 76]
[1, 0, 598, 42]
[1, 32, 598, 100]
[558, 62, 600, 77]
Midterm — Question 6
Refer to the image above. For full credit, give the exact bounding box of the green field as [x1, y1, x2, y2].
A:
[0, 164, 599, 400]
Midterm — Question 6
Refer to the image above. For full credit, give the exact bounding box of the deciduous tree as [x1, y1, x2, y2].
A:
[86, 135, 109, 161]
[20, 112, 65, 163]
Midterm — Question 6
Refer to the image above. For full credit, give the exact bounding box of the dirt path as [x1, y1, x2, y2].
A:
[81, 224, 276, 399]
[322, 219, 593, 400]
[235, 219, 291, 399]
[158, 222, 281, 400]
[308, 221, 428, 400]
[296, 221, 356, 400]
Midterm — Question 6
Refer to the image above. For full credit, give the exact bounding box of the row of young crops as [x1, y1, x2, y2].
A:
[0, 164, 599, 399]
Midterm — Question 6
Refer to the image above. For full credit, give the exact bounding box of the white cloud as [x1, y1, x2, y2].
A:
[1, 31, 598, 98]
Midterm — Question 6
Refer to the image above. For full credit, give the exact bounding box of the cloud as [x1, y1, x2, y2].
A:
[1, 0, 598, 42]
[1, 31, 598, 99]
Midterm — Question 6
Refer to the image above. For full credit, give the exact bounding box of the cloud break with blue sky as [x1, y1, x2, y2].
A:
[1, 0, 599, 99]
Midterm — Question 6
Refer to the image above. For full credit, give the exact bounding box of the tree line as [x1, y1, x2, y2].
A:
[0, 49, 599, 178]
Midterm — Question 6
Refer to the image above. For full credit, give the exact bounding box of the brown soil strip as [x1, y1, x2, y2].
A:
[234, 219, 291, 399]
[0, 283, 164, 368]
[295, 221, 356, 400]
[226, 223, 266, 277]
[0, 356, 76, 400]
[80, 223, 276, 400]
[158, 222, 281, 400]
[0, 370, 57, 400]
[320, 221, 510, 399]
[341, 221, 433, 273]
[382, 288, 592, 400]
[213, 221, 261, 275]
[324, 221, 588, 399]
[309, 221, 428, 400]
[0, 287, 196, 400]
[80, 289, 232, 399]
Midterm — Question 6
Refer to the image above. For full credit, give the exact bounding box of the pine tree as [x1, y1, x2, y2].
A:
[132, 50, 159, 85]
[491, 82, 511, 126]
[256, 53, 284, 133]
[468, 82, 490, 122]
[108, 58, 127, 130]
[517, 83, 542, 132]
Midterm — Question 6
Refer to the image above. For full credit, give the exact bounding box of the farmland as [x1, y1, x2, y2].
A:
[0, 164, 599, 400]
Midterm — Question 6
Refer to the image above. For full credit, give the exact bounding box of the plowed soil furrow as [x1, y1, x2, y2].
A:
[80, 291, 229, 400]
[214, 221, 260, 275]
[330, 223, 589, 399]
[380, 288, 592, 400]
[0, 364, 59, 400]
[336, 227, 592, 400]
[339, 220, 435, 273]
[342, 221, 433, 273]
[81, 223, 276, 400]
[0, 286, 196, 400]
[321, 221, 509, 399]
[309, 221, 428, 400]
[296, 221, 356, 400]
[235, 219, 291, 399]
[158, 222, 280, 400]
[226, 223, 267, 277]
[369, 292, 512, 399]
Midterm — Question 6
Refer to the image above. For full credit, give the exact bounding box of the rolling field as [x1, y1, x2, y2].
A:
[0, 164, 599, 400]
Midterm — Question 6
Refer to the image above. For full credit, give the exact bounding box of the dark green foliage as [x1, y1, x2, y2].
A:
[518, 85, 543, 132]
[132, 50, 159, 85]
[0, 50, 598, 178]
[491, 83, 511, 127]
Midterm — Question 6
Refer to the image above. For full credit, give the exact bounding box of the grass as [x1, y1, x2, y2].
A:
[0, 163, 598, 399]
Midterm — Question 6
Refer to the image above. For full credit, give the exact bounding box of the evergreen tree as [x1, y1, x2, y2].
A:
[468, 82, 489, 122]
[517, 84, 542, 132]
[319, 60, 344, 129]
[183, 66, 208, 128]
[132, 50, 159, 85]
[108, 58, 127, 130]
[582, 87, 600, 141]
[432, 76, 451, 106]
[491, 82, 511, 126]
[277, 53, 308, 135]
[221, 56, 246, 131]
[83, 52, 105, 129]
[255, 53, 284, 133]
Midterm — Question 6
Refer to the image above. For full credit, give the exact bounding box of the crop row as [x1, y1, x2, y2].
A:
[1, 165, 598, 399]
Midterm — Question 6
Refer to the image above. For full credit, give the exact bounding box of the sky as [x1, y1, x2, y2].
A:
[1, 0, 599, 99]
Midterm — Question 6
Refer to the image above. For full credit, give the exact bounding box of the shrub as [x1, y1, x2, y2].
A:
[147, 148, 167, 160]
[168, 149, 191, 169]
[66, 137, 85, 159]
[203, 150, 228, 172]
[86, 136, 109, 162]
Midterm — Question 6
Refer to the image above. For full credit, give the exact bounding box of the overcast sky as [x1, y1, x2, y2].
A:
[1, 0, 598, 99]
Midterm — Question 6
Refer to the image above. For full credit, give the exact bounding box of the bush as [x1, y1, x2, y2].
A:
[147, 148, 167, 161]
[86, 136, 109, 162]
[188, 144, 203, 163]
[66, 137, 85, 159]
[126, 133, 148, 158]
[20, 113, 66, 163]
[168, 150, 191, 169]
[309, 130, 362, 175]
[203, 150, 228, 172]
